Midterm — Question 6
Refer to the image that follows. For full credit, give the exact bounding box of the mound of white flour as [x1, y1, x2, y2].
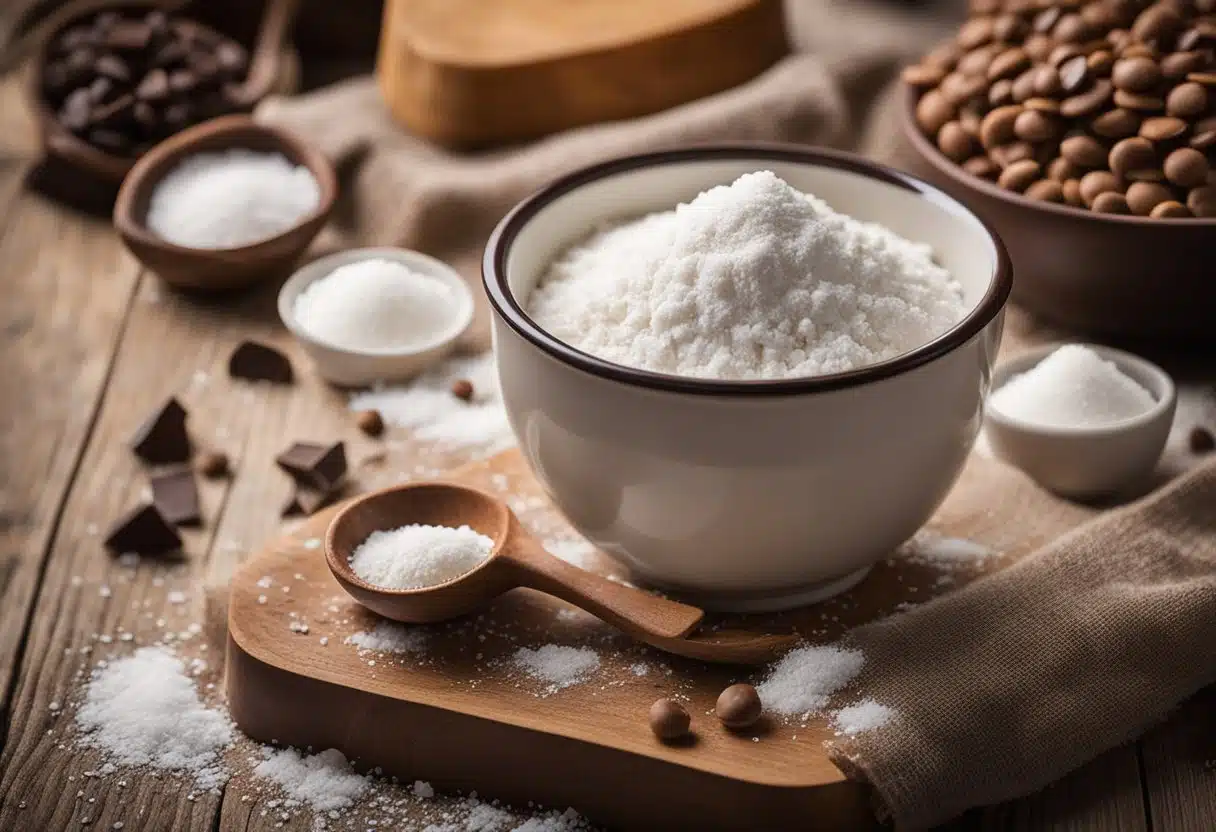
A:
[528, 171, 965, 380]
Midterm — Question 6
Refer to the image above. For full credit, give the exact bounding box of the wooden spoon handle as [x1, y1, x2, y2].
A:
[502, 536, 704, 641]
[228, 0, 300, 108]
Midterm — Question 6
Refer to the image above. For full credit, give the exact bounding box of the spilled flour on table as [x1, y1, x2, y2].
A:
[830, 700, 896, 737]
[757, 644, 865, 719]
[349, 352, 513, 454]
[511, 645, 601, 696]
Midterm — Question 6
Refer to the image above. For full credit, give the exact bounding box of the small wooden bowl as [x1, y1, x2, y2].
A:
[27, 0, 296, 193]
[113, 114, 337, 292]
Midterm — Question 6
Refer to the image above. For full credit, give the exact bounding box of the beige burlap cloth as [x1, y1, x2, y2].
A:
[257, 1, 1216, 827]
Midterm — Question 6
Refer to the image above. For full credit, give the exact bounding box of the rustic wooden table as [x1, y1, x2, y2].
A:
[0, 66, 1213, 830]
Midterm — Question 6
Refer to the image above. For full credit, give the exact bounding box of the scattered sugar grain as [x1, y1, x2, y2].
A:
[830, 699, 896, 737]
[146, 150, 320, 250]
[345, 621, 428, 655]
[905, 533, 995, 569]
[349, 524, 493, 590]
[254, 748, 368, 812]
[294, 259, 462, 353]
[544, 539, 598, 571]
[757, 644, 865, 717]
[512, 645, 600, 694]
[989, 344, 1155, 429]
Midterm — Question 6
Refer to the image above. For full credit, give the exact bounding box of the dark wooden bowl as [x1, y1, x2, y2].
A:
[899, 86, 1216, 344]
[27, 0, 297, 192]
[112, 114, 337, 291]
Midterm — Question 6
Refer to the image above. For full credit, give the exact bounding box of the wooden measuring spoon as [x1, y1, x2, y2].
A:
[325, 482, 799, 665]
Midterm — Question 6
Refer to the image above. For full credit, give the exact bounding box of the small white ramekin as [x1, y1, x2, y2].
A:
[484, 145, 1012, 612]
[279, 247, 473, 387]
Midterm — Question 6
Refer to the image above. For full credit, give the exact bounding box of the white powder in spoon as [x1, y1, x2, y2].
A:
[294, 259, 462, 352]
[528, 170, 965, 380]
[756, 643, 865, 718]
[349, 524, 494, 590]
[989, 344, 1155, 429]
[146, 149, 320, 249]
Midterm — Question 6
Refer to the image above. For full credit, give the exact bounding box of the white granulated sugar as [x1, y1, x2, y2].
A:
[413, 780, 435, 798]
[757, 644, 865, 717]
[75, 647, 233, 789]
[345, 621, 428, 655]
[830, 700, 896, 737]
[253, 748, 369, 811]
[904, 532, 995, 568]
[349, 352, 513, 452]
[293, 259, 462, 352]
[146, 149, 320, 249]
[989, 344, 1155, 429]
[544, 538, 598, 571]
[349, 524, 493, 590]
[512, 645, 600, 694]
[528, 171, 965, 380]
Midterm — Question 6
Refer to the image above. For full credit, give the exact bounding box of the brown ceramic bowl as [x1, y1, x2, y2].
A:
[900, 85, 1216, 343]
[28, 0, 296, 191]
[113, 114, 337, 292]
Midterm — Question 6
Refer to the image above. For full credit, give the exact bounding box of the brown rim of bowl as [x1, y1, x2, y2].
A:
[483, 143, 1013, 398]
[112, 114, 338, 255]
[901, 85, 1216, 227]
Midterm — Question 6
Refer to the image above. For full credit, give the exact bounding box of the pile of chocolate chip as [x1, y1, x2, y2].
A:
[40, 9, 248, 158]
[906, 0, 1216, 218]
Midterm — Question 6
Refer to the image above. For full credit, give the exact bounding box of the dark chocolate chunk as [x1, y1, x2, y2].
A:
[136, 68, 169, 101]
[88, 129, 130, 154]
[152, 39, 188, 68]
[276, 441, 347, 492]
[59, 89, 92, 132]
[133, 100, 157, 127]
[282, 485, 339, 518]
[228, 340, 293, 383]
[187, 52, 221, 83]
[104, 503, 181, 555]
[105, 20, 151, 52]
[163, 102, 192, 127]
[215, 42, 247, 75]
[95, 54, 130, 82]
[145, 10, 169, 37]
[129, 397, 190, 464]
[58, 26, 96, 52]
[93, 11, 120, 36]
[151, 466, 201, 526]
[91, 94, 135, 127]
[88, 77, 113, 103]
[168, 69, 196, 94]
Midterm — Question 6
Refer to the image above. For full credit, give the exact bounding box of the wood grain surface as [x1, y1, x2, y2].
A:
[0, 57, 1213, 831]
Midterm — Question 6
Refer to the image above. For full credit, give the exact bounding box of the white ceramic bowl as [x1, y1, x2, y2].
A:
[278, 247, 474, 387]
[483, 146, 1012, 612]
[984, 344, 1176, 500]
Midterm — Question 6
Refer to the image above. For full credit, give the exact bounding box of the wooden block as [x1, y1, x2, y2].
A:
[375, 0, 789, 148]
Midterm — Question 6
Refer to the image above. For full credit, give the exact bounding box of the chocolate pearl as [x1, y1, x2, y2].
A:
[1034, 6, 1062, 34]
[1081, 1, 1113, 29]
[980, 104, 1023, 148]
[963, 155, 1002, 180]
[1087, 50, 1116, 76]
[959, 44, 1001, 77]
[1139, 116, 1188, 142]
[1176, 26, 1214, 54]
[1126, 180, 1174, 215]
[1012, 67, 1039, 102]
[942, 72, 989, 106]
[1150, 199, 1191, 217]
[1062, 133, 1110, 168]
[1054, 13, 1091, 42]
[1164, 147, 1211, 187]
[994, 14, 1029, 43]
[992, 141, 1036, 168]
[1161, 51, 1207, 80]
[1080, 169, 1124, 206]
[1025, 33, 1055, 62]
[916, 91, 955, 135]
[902, 64, 947, 88]
[1026, 179, 1066, 202]
[959, 107, 984, 135]
[1048, 156, 1081, 181]
[988, 47, 1031, 81]
[1061, 79, 1114, 117]
[1114, 89, 1166, 111]
[989, 78, 1016, 106]
[1110, 136, 1157, 176]
[925, 41, 962, 70]
[1050, 43, 1085, 67]
[959, 17, 997, 50]
[1031, 66, 1062, 98]
[1187, 184, 1216, 217]
[1063, 178, 1085, 206]
[1092, 108, 1142, 138]
[197, 450, 229, 478]
[998, 158, 1042, 191]
[716, 684, 762, 729]
[1059, 55, 1091, 92]
[1107, 27, 1131, 49]
[1014, 109, 1059, 142]
[1192, 130, 1216, 150]
[938, 122, 976, 161]
[1131, 4, 1184, 43]
[1024, 97, 1061, 113]
[355, 409, 385, 437]
[649, 698, 691, 741]
[1113, 56, 1162, 92]
[1167, 82, 1208, 118]
[1092, 191, 1132, 213]
[1189, 426, 1216, 453]
[451, 378, 475, 400]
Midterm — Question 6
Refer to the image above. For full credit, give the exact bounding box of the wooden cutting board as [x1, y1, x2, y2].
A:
[226, 449, 1013, 829]
[375, 0, 789, 148]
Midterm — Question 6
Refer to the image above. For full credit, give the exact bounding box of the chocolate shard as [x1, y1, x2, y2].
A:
[95, 54, 130, 82]
[275, 441, 347, 492]
[136, 68, 169, 101]
[130, 397, 190, 464]
[282, 485, 339, 518]
[228, 340, 293, 383]
[104, 503, 182, 555]
[151, 466, 201, 526]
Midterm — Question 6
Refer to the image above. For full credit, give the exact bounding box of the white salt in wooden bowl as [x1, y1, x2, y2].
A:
[984, 344, 1176, 500]
[278, 247, 474, 387]
[484, 145, 1012, 612]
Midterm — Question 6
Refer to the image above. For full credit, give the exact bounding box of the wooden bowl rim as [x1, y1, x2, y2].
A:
[901, 85, 1216, 227]
[324, 482, 511, 598]
[112, 113, 338, 258]
[28, 0, 283, 184]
